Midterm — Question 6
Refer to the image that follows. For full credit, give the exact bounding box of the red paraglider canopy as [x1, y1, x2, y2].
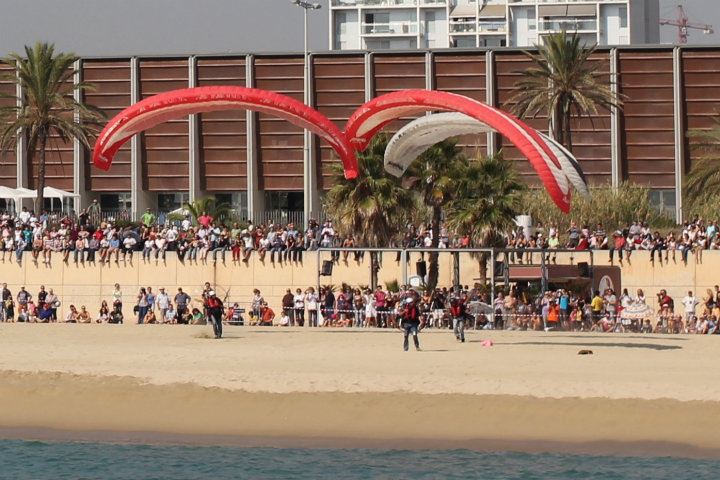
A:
[344, 90, 570, 212]
[93, 86, 358, 179]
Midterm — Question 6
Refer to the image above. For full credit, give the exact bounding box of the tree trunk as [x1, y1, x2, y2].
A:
[35, 131, 47, 214]
[563, 108, 573, 152]
[477, 253, 487, 286]
[426, 205, 442, 291]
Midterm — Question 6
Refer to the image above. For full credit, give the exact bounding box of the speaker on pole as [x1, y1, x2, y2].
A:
[321, 260, 334, 276]
[578, 262, 590, 278]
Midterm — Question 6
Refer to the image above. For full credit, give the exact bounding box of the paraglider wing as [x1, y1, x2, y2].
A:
[346, 90, 571, 212]
[93, 86, 358, 179]
[537, 132, 590, 198]
[383, 112, 492, 177]
[384, 112, 589, 198]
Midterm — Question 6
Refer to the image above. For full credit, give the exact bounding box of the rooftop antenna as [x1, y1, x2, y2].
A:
[660, 4, 713, 44]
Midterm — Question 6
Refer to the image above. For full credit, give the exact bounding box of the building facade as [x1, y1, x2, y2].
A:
[0, 44, 715, 224]
[330, 0, 659, 50]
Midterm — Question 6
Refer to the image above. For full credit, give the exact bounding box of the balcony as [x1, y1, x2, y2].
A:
[362, 21, 419, 35]
[538, 18, 598, 31]
[449, 21, 477, 33]
[478, 21, 507, 33]
[332, 0, 447, 6]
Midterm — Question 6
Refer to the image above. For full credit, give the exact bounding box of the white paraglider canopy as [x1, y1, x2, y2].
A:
[384, 112, 589, 198]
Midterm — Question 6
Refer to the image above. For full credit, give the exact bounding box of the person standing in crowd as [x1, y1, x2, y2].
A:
[590, 290, 604, 324]
[156, 287, 169, 322]
[146, 287, 156, 315]
[174, 287, 191, 323]
[136, 287, 149, 324]
[398, 296, 422, 352]
[306, 287, 319, 327]
[682, 290, 699, 325]
[16, 287, 31, 316]
[282, 289, 294, 326]
[45, 288, 59, 322]
[293, 288, 306, 327]
[251, 288, 264, 320]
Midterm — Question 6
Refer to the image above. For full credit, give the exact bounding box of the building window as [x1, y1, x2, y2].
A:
[158, 193, 189, 211]
[265, 191, 303, 212]
[619, 6, 627, 28]
[649, 190, 676, 218]
[100, 193, 131, 211]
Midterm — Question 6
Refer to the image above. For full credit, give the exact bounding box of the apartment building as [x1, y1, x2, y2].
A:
[329, 0, 660, 50]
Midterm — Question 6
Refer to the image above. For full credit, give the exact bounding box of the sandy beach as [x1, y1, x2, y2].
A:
[1, 324, 719, 457]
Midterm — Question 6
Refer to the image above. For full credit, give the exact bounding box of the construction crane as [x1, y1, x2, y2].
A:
[660, 4, 714, 44]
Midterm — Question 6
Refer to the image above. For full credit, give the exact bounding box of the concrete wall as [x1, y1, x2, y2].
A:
[0, 250, 716, 320]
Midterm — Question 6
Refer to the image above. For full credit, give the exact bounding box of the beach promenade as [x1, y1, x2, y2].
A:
[1, 324, 719, 458]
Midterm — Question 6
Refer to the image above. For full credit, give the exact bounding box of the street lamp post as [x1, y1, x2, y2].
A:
[290, 0, 321, 228]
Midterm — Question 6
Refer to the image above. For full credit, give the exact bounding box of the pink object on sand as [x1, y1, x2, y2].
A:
[481, 340, 494, 347]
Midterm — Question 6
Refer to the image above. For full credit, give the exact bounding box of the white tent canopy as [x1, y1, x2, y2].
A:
[0, 186, 78, 212]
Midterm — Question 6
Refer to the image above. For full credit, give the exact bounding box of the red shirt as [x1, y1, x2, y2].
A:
[198, 215, 213, 228]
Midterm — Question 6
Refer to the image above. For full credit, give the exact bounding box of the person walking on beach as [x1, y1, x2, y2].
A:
[449, 295, 467, 343]
[205, 290, 224, 339]
[398, 296, 422, 352]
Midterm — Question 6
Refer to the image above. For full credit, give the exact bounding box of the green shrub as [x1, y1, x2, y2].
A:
[520, 182, 675, 232]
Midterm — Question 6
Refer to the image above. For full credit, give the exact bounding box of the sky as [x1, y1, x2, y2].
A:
[0, 0, 716, 57]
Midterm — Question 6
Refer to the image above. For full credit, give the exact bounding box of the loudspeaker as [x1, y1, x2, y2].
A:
[416, 260, 427, 277]
[578, 262, 590, 278]
[494, 261, 505, 277]
[321, 260, 334, 276]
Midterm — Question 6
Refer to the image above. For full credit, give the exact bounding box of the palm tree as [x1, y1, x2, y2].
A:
[507, 31, 622, 151]
[324, 134, 415, 287]
[182, 196, 233, 225]
[446, 152, 526, 284]
[404, 139, 466, 291]
[0, 42, 104, 212]
[685, 118, 720, 203]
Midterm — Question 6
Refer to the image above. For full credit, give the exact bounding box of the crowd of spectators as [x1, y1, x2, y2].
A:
[508, 218, 720, 265]
[3, 278, 719, 336]
[2, 202, 720, 268]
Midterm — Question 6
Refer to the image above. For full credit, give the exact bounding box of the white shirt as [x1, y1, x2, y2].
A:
[682, 296, 698, 314]
[156, 292, 170, 309]
[293, 293, 305, 309]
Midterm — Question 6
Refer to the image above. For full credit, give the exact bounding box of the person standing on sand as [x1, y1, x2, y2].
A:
[205, 290, 224, 339]
[398, 296, 422, 352]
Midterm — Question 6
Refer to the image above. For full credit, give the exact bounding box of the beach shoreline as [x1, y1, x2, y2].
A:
[2, 325, 719, 458]
[2, 369, 720, 459]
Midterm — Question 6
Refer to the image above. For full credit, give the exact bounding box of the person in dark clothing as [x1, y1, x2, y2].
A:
[449, 295, 467, 343]
[281, 289, 295, 326]
[398, 297, 422, 352]
[205, 290, 224, 339]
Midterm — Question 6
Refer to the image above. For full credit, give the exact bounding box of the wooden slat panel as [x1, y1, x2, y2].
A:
[254, 56, 304, 191]
[83, 59, 132, 192]
[197, 57, 247, 192]
[313, 54, 365, 190]
[372, 53, 427, 136]
[495, 51, 548, 185]
[0, 63, 16, 187]
[618, 50, 675, 188]
[434, 52, 487, 162]
[682, 50, 720, 174]
[139, 59, 189, 191]
[568, 52, 612, 185]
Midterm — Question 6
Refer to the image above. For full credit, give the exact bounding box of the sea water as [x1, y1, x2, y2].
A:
[1, 440, 717, 479]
